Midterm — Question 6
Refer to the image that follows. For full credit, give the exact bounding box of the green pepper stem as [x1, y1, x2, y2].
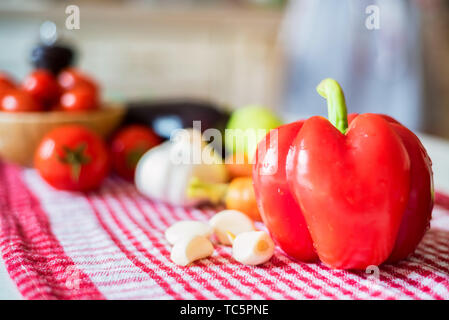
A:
[316, 78, 349, 134]
[186, 177, 228, 205]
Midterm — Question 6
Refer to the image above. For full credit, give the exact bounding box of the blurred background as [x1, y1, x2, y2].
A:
[1, 0, 448, 138]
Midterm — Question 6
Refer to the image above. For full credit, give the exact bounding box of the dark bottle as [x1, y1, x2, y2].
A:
[30, 21, 76, 75]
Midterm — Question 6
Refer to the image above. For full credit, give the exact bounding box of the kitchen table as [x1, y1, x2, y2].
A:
[0, 133, 448, 300]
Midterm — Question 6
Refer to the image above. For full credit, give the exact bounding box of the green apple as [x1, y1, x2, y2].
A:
[225, 105, 282, 159]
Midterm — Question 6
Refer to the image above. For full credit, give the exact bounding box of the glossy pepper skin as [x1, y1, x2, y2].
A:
[289, 113, 411, 270]
[348, 114, 434, 263]
[253, 121, 318, 262]
[254, 78, 433, 270]
[385, 122, 433, 262]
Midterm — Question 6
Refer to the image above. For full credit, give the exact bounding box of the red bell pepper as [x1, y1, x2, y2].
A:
[253, 78, 433, 270]
[253, 120, 318, 262]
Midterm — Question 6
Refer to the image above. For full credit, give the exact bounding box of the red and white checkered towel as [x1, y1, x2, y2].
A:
[1, 161, 449, 300]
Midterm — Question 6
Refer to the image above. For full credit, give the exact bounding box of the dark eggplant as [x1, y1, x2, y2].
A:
[124, 99, 230, 157]
[31, 43, 75, 75]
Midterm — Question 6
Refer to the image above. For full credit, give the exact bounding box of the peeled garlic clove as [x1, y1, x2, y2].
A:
[232, 231, 275, 265]
[170, 235, 214, 266]
[209, 210, 255, 245]
[226, 231, 236, 245]
[165, 220, 212, 245]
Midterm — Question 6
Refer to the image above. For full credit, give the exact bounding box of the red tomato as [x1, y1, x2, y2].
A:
[60, 85, 99, 111]
[0, 72, 16, 101]
[22, 69, 60, 108]
[1, 89, 43, 112]
[0, 72, 15, 88]
[34, 125, 110, 191]
[110, 125, 162, 180]
[58, 68, 98, 93]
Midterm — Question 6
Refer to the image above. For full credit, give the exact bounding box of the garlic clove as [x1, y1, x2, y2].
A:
[226, 231, 236, 245]
[232, 231, 275, 265]
[209, 210, 255, 245]
[170, 235, 214, 266]
[165, 220, 212, 245]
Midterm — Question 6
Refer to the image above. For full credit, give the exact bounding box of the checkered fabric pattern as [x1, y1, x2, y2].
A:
[1, 162, 448, 300]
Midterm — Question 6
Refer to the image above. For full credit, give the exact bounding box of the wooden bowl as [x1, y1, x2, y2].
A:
[0, 104, 125, 166]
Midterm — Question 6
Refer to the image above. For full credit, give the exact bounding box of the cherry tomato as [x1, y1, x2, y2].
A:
[225, 177, 261, 221]
[58, 68, 98, 93]
[110, 125, 162, 180]
[0, 72, 15, 89]
[22, 69, 60, 108]
[34, 125, 110, 191]
[60, 85, 99, 111]
[1, 89, 43, 112]
[225, 153, 253, 178]
[0, 72, 16, 101]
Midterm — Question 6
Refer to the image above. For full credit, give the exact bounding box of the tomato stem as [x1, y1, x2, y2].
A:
[316, 78, 349, 134]
[58, 143, 91, 182]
